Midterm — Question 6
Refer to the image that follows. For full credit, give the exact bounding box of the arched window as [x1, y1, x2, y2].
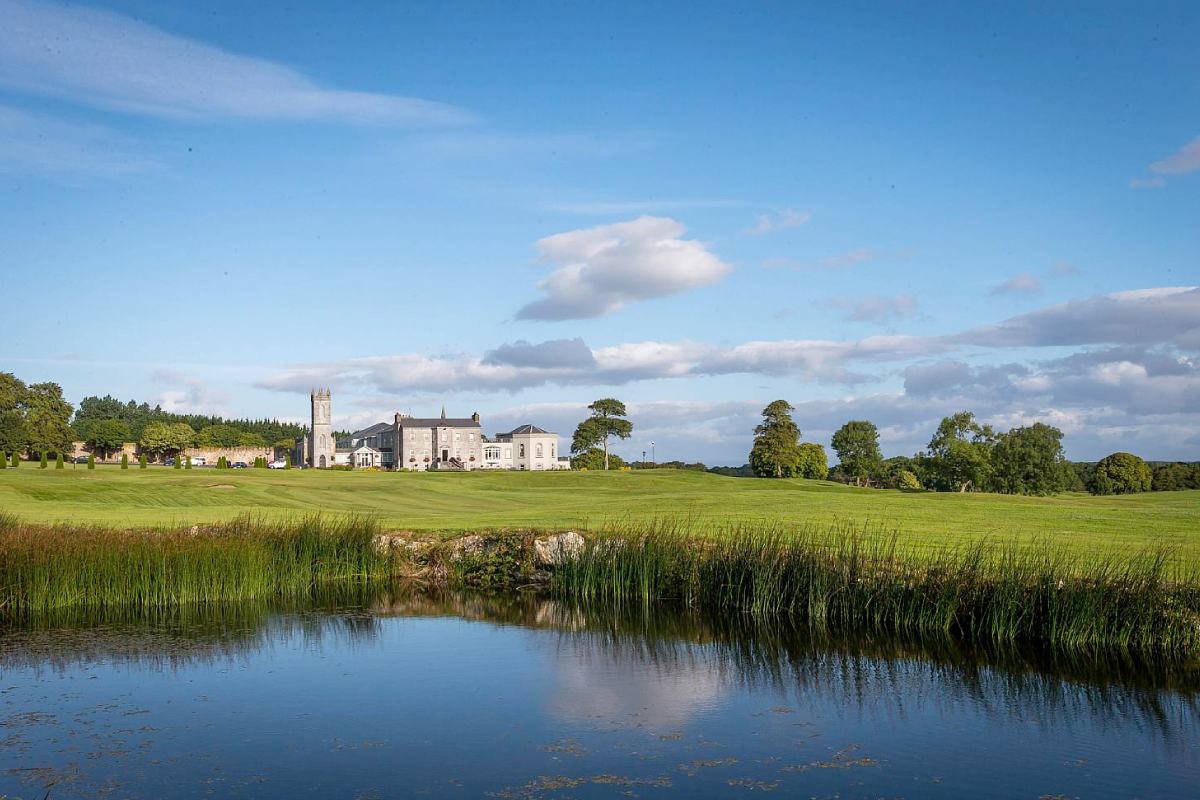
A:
[319, 434, 327, 450]
[519, 444, 525, 458]
[551, 444, 556, 458]
[535, 443, 543, 458]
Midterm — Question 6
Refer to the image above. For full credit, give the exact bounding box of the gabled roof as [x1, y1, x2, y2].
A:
[349, 421, 392, 439]
[506, 424, 554, 435]
[399, 417, 481, 428]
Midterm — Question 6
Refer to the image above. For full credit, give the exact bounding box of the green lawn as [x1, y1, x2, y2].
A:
[1, 465, 1197, 565]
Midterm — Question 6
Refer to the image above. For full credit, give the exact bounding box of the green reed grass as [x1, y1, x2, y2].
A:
[0, 512, 392, 620]
[551, 520, 1200, 654]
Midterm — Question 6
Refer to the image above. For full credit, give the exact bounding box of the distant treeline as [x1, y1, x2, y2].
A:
[725, 401, 1198, 497]
[0, 372, 306, 460]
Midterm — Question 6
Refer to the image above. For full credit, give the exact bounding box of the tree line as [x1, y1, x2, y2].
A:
[0, 372, 305, 462]
[747, 401, 1196, 496]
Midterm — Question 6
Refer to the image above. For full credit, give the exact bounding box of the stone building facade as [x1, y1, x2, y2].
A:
[327, 396, 569, 471]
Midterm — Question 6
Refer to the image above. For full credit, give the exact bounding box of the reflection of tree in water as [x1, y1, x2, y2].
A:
[2, 584, 1197, 751]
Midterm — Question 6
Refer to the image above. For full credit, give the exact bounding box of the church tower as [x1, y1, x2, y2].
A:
[310, 388, 333, 468]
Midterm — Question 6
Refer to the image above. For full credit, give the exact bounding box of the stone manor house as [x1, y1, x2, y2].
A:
[298, 390, 568, 471]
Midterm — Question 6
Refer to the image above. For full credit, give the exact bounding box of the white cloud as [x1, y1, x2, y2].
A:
[744, 207, 811, 236]
[989, 271, 1042, 295]
[819, 248, 879, 269]
[0, 0, 470, 125]
[829, 294, 918, 323]
[1149, 134, 1200, 176]
[515, 216, 733, 321]
[0, 103, 159, 176]
[1053, 260, 1080, 276]
[152, 370, 227, 415]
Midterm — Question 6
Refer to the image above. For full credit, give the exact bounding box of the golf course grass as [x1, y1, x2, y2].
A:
[1, 465, 1197, 566]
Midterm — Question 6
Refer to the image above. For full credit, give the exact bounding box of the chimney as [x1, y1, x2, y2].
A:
[471, 412, 480, 423]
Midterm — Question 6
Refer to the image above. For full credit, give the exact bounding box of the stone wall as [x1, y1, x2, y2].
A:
[70, 441, 279, 465]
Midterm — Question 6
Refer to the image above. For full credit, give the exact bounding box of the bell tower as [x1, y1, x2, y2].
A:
[310, 388, 333, 468]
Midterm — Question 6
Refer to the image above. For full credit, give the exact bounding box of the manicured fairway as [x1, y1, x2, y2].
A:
[1, 466, 1197, 565]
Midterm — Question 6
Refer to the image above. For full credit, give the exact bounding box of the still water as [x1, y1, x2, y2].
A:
[1, 588, 1197, 799]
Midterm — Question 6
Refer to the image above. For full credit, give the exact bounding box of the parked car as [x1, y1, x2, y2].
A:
[164, 458, 175, 466]
[268, 459, 288, 469]
[72, 456, 89, 464]
[231, 461, 248, 469]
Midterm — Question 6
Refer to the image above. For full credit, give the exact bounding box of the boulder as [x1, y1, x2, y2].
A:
[533, 531, 585, 567]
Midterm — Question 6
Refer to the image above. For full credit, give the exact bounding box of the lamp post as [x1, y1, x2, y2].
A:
[650, 441, 655, 466]
[642, 450, 646, 468]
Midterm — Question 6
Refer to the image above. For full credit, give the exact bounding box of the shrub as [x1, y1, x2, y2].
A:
[896, 470, 921, 490]
[87, 453, 95, 470]
[184, 455, 192, 470]
[173, 455, 182, 470]
[121, 453, 129, 469]
[139, 453, 147, 469]
[11, 451, 18, 468]
[40, 452, 47, 469]
[55, 453, 64, 469]
[216, 456, 226, 469]
[284, 453, 291, 469]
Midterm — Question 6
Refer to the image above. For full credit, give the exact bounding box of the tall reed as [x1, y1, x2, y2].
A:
[0, 512, 391, 621]
[552, 521, 1200, 654]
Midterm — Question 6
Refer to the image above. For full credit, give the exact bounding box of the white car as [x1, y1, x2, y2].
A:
[268, 459, 288, 469]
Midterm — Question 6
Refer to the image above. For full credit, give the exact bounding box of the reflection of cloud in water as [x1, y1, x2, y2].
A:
[547, 639, 728, 730]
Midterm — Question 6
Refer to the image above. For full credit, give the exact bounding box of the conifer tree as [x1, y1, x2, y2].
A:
[87, 453, 95, 469]
[139, 453, 147, 469]
[121, 453, 129, 469]
[10, 451, 18, 468]
[56, 453, 64, 469]
[40, 452, 47, 468]
[174, 455, 182, 470]
[184, 455, 192, 469]
[285, 452, 291, 469]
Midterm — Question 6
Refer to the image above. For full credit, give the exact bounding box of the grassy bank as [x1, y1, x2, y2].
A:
[551, 523, 1200, 654]
[2, 467, 1198, 566]
[0, 513, 390, 620]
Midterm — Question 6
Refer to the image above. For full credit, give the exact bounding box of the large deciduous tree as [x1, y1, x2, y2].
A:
[1090, 452, 1153, 495]
[990, 422, 1069, 496]
[795, 442, 828, 480]
[749, 400, 803, 478]
[0, 372, 29, 458]
[24, 382, 75, 458]
[140, 422, 196, 458]
[926, 411, 995, 492]
[831, 420, 883, 487]
[86, 419, 131, 460]
[571, 398, 633, 471]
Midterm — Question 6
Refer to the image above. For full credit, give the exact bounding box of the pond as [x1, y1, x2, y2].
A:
[1, 587, 1197, 799]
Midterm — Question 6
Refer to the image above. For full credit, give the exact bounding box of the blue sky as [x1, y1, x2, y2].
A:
[2, 0, 1198, 464]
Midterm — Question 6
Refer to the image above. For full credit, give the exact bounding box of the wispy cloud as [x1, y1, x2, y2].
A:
[543, 199, 743, 215]
[1149, 134, 1200, 176]
[1129, 176, 1166, 189]
[1129, 133, 1200, 188]
[0, 0, 471, 125]
[828, 294, 918, 323]
[1054, 260, 1081, 276]
[819, 248, 879, 269]
[412, 131, 650, 158]
[0, 103, 159, 176]
[744, 208, 811, 236]
[989, 271, 1042, 295]
[515, 216, 733, 321]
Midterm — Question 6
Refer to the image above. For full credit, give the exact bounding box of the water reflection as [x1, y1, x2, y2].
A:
[1, 585, 1197, 799]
